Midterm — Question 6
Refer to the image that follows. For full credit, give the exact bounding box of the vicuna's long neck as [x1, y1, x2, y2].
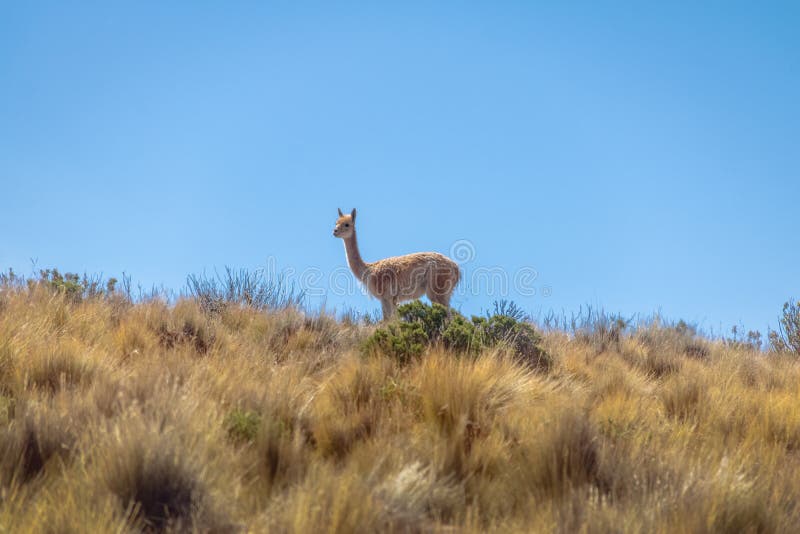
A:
[343, 231, 368, 280]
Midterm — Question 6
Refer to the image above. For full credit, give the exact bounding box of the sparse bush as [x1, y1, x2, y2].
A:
[39, 269, 86, 302]
[571, 306, 631, 354]
[491, 299, 528, 321]
[769, 299, 800, 355]
[32, 269, 118, 303]
[725, 325, 763, 352]
[186, 266, 304, 315]
[569, 310, 712, 365]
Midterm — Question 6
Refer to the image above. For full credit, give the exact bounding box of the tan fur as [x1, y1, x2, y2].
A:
[333, 208, 461, 319]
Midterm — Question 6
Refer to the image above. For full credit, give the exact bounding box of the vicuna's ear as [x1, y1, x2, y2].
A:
[351, 208, 357, 221]
[337, 208, 343, 217]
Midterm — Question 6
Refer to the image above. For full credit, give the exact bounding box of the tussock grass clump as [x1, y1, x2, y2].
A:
[636, 320, 711, 362]
[155, 299, 216, 354]
[1, 275, 800, 532]
[91, 412, 231, 532]
[22, 342, 96, 395]
[515, 407, 604, 496]
[0, 404, 78, 486]
[262, 460, 463, 533]
[660, 372, 706, 420]
[410, 351, 537, 481]
[311, 356, 398, 460]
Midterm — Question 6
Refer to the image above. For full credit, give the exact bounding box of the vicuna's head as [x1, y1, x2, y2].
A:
[333, 208, 356, 238]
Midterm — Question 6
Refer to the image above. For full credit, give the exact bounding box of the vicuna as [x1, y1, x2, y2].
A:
[333, 208, 461, 320]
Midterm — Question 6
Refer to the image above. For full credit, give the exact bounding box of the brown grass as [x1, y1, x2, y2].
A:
[1, 283, 799, 532]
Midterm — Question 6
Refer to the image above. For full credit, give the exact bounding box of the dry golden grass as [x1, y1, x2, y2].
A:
[1, 283, 799, 533]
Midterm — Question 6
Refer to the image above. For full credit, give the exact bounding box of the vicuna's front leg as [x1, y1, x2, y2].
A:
[380, 299, 396, 321]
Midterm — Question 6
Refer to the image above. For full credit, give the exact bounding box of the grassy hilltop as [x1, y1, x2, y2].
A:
[1, 269, 799, 533]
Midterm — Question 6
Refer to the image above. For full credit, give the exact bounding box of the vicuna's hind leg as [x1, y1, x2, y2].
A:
[427, 287, 454, 318]
[427, 265, 456, 311]
[427, 291, 451, 309]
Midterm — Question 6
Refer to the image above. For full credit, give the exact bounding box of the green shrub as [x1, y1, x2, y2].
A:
[362, 320, 429, 364]
[363, 301, 550, 370]
[35, 269, 115, 303]
[397, 300, 449, 337]
[224, 409, 261, 444]
[441, 314, 478, 353]
[40, 269, 84, 300]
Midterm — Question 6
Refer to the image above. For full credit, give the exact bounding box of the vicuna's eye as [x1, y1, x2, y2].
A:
[345, 224, 350, 227]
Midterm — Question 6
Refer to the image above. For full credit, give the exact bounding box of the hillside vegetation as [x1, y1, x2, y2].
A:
[1, 270, 799, 533]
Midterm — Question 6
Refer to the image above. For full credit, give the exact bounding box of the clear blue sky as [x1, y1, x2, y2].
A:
[1, 2, 798, 333]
